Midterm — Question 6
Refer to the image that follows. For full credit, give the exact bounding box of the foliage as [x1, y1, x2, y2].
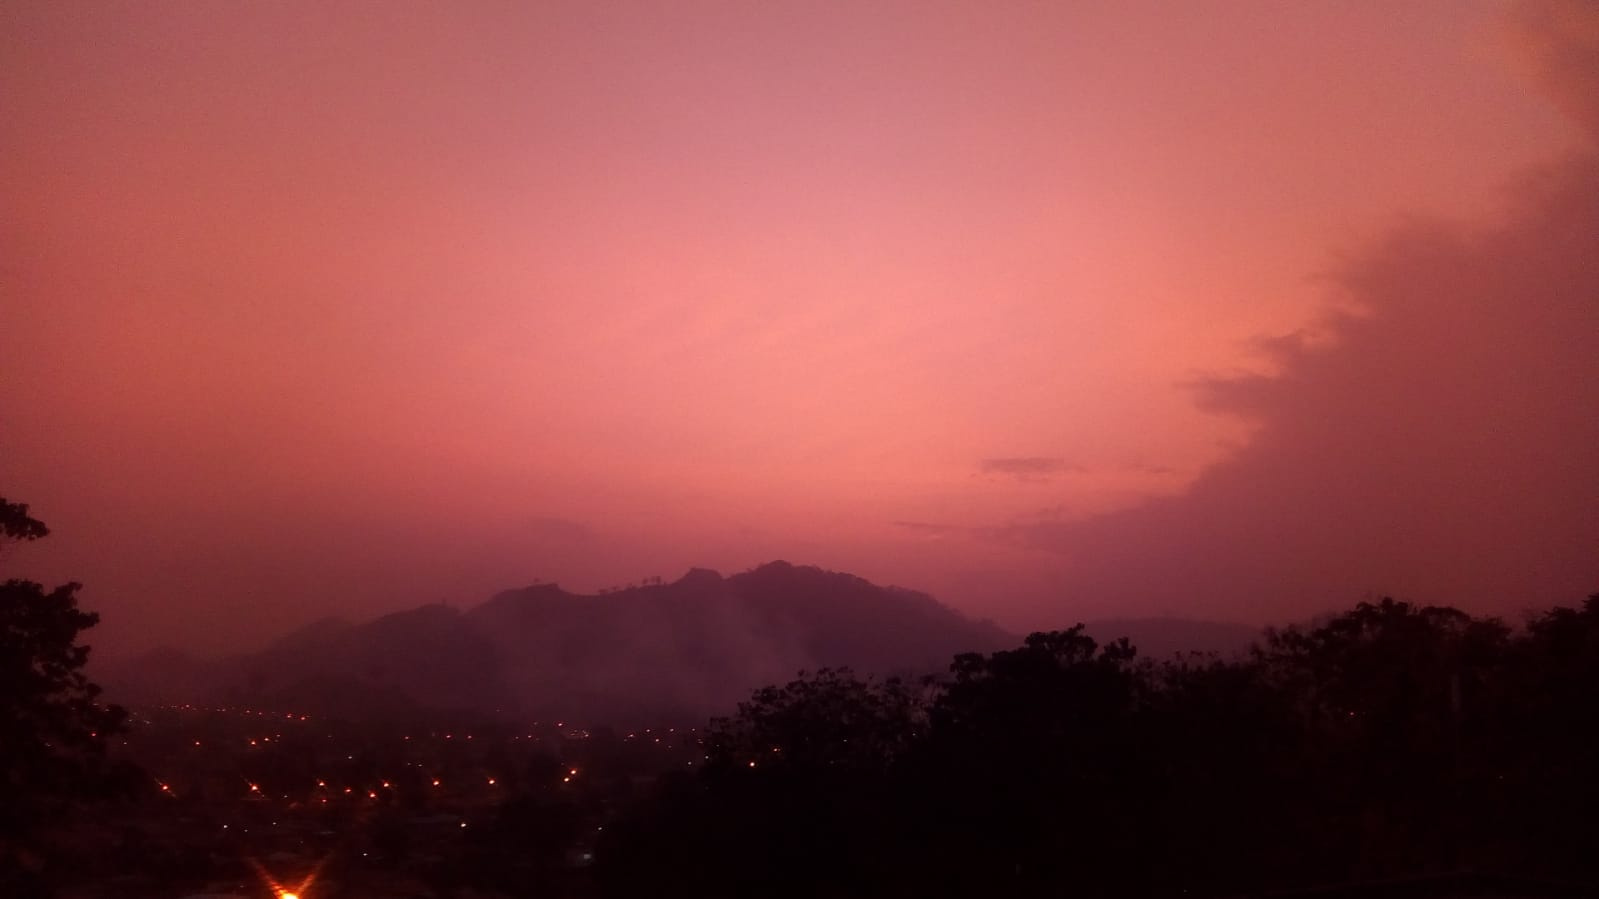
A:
[601, 670, 926, 898]
[0, 496, 129, 897]
[704, 667, 925, 774]
[598, 595, 1599, 898]
[0, 498, 51, 544]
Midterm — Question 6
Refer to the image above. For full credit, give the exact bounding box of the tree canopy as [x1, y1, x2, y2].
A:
[599, 595, 1599, 898]
[1, 496, 128, 898]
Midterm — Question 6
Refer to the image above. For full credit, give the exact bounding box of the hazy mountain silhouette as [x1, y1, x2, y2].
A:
[102, 562, 1020, 722]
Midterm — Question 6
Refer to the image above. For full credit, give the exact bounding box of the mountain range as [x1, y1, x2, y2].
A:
[100, 561, 1260, 723]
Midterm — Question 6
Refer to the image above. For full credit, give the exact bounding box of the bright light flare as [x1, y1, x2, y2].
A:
[250, 849, 328, 899]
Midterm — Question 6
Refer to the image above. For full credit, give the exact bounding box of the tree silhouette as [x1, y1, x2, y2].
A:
[1253, 599, 1512, 879]
[1, 496, 129, 898]
[597, 597, 1599, 897]
[1492, 594, 1599, 877]
[599, 669, 926, 898]
[704, 667, 924, 774]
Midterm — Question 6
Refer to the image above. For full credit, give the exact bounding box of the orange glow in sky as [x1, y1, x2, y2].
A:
[2, 1, 1594, 653]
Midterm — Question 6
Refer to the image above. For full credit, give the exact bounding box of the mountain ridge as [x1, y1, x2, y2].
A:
[101, 561, 1015, 722]
[100, 562, 1265, 722]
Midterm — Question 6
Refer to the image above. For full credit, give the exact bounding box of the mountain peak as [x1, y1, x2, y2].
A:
[106, 562, 1014, 723]
[675, 567, 725, 587]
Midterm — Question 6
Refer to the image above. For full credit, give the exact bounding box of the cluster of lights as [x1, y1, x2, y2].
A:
[163, 771, 551, 802]
[144, 707, 626, 813]
[162, 704, 312, 722]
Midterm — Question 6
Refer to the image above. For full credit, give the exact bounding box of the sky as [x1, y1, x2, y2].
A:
[2, 1, 1595, 657]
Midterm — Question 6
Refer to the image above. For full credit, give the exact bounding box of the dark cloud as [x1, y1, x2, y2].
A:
[990, 6, 1599, 625]
[1010, 149, 1599, 623]
[1505, 1, 1599, 141]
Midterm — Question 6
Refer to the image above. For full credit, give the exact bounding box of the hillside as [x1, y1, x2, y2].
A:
[102, 562, 1014, 722]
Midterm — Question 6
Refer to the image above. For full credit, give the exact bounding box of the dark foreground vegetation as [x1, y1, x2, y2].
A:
[601, 595, 1599, 897]
[6, 494, 1599, 897]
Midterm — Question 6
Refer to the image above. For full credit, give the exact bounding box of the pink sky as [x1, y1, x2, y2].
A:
[3, 1, 1594, 655]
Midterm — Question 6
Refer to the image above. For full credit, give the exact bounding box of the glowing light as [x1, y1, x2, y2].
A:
[280, 893, 299, 899]
[432, 779, 441, 787]
[250, 783, 261, 792]
[487, 778, 496, 785]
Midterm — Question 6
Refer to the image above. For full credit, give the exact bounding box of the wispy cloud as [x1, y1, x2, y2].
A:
[891, 520, 974, 541]
[525, 517, 594, 542]
[977, 457, 1082, 482]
